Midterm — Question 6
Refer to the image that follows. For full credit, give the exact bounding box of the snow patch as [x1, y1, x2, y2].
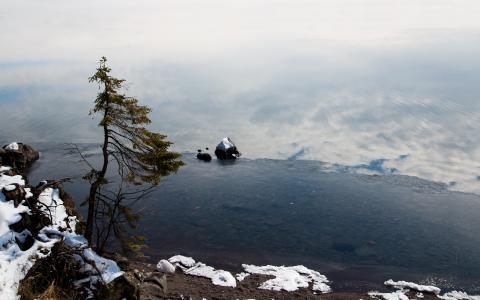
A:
[3, 184, 16, 192]
[217, 137, 234, 151]
[0, 173, 25, 188]
[166, 256, 331, 294]
[0, 171, 123, 299]
[157, 259, 176, 274]
[369, 290, 409, 300]
[372, 279, 480, 300]
[0, 166, 11, 173]
[168, 255, 196, 268]
[385, 279, 441, 295]
[438, 291, 480, 300]
[242, 264, 331, 293]
[168, 255, 236, 288]
[236, 272, 250, 282]
[4, 142, 19, 151]
[211, 271, 236, 287]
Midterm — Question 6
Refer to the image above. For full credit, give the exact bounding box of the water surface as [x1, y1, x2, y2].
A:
[26, 144, 480, 293]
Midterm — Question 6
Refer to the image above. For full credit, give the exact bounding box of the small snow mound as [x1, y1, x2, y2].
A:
[242, 264, 331, 294]
[168, 255, 196, 268]
[167, 255, 236, 288]
[157, 259, 176, 274]
[211, 271, 236, 287]
[369, 290, 409, 300]
[236, 272, 250, 281]
[5, 142, 19, 151]
[3, 184, 16, 191]
[385, 279, 441, 295]
[376, 279, 479, 300]
[0, 166, 11, 173]
[184, 262, 236, 288]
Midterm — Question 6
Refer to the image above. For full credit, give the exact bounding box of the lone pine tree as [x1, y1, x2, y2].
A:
[84, 57, 184, 246]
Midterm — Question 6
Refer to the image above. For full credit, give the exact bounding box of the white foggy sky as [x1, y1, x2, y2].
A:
[2, 0, 480, 62]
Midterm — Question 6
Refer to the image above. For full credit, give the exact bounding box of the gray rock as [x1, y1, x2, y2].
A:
[139, 273, 167, 299]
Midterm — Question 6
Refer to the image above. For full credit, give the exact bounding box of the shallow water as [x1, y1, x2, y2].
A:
[26, 144, 480, 293]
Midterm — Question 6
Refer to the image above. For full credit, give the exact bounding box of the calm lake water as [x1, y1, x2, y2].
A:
[3, 1, 480, 292]
[26, 143, 480, 293]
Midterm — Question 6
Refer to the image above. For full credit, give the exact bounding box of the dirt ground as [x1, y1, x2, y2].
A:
[131, 261, 438, 300]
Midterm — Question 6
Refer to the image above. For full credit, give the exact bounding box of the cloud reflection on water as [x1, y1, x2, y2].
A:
[1, 1, 480, 194]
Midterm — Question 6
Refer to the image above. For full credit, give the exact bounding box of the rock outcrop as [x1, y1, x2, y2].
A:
[0, 142, 40, 173]
[214, 137, 241, 160]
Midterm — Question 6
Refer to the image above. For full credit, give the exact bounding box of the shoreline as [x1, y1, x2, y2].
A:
[127, 259, 443, 300]
[4, 142, 479, 299]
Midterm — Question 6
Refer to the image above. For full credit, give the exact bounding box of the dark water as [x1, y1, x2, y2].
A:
[27, 143, 480, 293]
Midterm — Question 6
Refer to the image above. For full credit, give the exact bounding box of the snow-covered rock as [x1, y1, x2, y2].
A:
[4, 142, 19, 151]
[1, 142, 39, 172]
[0, 165, 123, 299]
[214, 137, 241, 160]
[157, 259, 176, 274]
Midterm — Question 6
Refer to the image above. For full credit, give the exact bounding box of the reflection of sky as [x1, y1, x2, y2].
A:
[1, 1, 480, 194]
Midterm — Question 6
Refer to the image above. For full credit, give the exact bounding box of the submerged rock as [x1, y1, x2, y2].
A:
[214, 137, 241, 160]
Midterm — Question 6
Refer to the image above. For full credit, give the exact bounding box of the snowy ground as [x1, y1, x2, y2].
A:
[0, 163, 123, 299]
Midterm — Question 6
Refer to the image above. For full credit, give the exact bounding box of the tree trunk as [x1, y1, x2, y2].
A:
[85, 99, 110, 246]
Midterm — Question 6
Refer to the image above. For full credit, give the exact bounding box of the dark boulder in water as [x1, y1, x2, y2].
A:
[214, 137, 241, 160]
[197, 152, 212, 162]
[196, 148, 212, 162]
